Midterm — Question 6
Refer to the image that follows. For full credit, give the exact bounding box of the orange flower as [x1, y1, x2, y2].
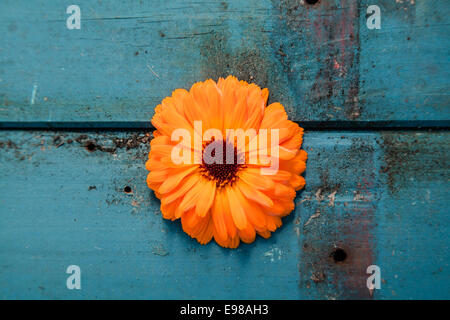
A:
[146, 76, 307, 248]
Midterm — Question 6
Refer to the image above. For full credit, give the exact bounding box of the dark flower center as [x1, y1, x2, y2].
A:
[200, 139, 244, 188]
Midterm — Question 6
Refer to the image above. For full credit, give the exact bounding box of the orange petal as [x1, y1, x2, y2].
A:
[158, 166, 198, 194]
[147, 170, 168, 183]
[195, 179, 216, 217]
[220, 189, 238, 238]
[260, 102, 288, 129]
[226, 186, 248, 230]
[239, 168, 274, 190]
[290, 175, 306, 191]
[161, 197, 182, 221]
[237, 180, 273, 208]
[266, 215, 282, 232]
[163, 174, 200, 204]
[238, 224, 256, 244]
[196, 217, 214, 245]
[179, 178, 205, 212]
[257, 230, 271, 239]
[212, 190, 228, 241]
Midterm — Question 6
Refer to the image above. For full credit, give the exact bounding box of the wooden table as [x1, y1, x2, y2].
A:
[0, 0, 448, 299]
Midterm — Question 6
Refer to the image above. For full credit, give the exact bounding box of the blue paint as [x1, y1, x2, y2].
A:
[0, 131, 448, 299]
[0, 0, 449, 124]
[0, 0, 448, 300]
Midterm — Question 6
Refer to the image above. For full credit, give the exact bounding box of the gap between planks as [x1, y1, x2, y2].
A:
[0, 120, 449, 132]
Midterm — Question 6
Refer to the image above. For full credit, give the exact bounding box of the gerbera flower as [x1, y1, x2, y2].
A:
[146, 76, 307, 248]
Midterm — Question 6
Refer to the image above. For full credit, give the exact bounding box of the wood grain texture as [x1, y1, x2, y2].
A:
[0, 0, 449, 127]
[0, 130, 448, 299]
[0, 0, 448, 301]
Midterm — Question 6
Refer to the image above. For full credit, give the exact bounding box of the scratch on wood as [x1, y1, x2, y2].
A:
[146, 64, 160, 79]
[315, 188, 324, 202]
[327, 191, 337, 207]
[304, 209, 321, 228]
[30, 83, 38, 105]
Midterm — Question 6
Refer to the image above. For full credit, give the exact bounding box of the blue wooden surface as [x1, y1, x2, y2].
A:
[0, 131, 448, 299]
[0, 0, 449, 300]
[0, 0, 449, 126]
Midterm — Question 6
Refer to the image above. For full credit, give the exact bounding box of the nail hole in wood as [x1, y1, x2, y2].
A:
[85, 141, 96, 152]
[330, 248, 347, 263]
[124, 186, 132, 194]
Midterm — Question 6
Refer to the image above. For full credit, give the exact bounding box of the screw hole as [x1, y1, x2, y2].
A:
[124, 186, 132, 194]
[330, 248, 347, 263]
[85, 141, 96, 152]
[305, 0, 319, 4]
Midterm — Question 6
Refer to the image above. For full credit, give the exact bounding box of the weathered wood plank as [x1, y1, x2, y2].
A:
[0, 0, 448, 126]
[0, 130, 448, 299]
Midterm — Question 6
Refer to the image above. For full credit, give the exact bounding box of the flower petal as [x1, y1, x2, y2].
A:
[158, 166, 198, 194]
[226, 186, 248, 230]
[212, 190, 228, 241]
[195, 179, 216, 217]
[237, 179, 273, 208]
[163, 173, 200, 204]
[239, 168, 274, 190]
